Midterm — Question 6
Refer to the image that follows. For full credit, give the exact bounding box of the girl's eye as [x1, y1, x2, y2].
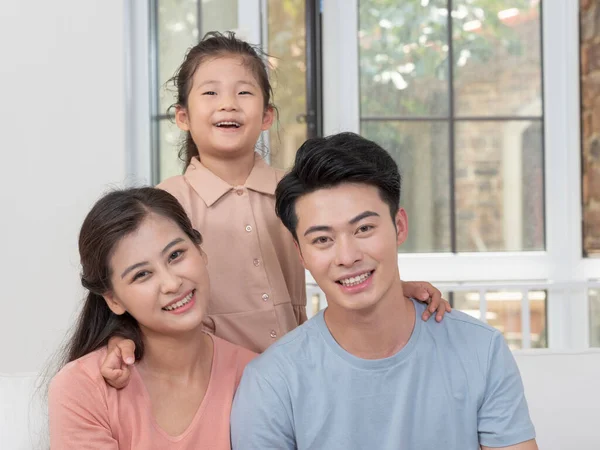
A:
[239, 91, 252, 95]
[132, 270, 150, 282]
[202, 91, 217, 96]
[168, 249, 184, 262]
[312, 236, 331, 245]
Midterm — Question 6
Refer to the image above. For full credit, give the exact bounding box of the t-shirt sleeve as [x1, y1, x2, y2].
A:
[230, 364, 295, 449]
[478, 331, 536, 447]
[48, 363, 118, 449]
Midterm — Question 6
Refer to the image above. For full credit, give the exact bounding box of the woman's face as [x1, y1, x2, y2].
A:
[103, 213, 210, 336]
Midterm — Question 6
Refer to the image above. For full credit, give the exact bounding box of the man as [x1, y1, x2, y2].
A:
[230, 132, 537, 449]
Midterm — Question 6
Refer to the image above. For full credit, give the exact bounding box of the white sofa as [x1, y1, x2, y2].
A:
[2, 350, 600, 449]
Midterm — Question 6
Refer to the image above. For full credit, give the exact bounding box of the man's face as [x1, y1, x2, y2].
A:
[294, 183, 408, 314]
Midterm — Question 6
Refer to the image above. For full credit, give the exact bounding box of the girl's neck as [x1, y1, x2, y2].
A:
[137, 327, 213, 382]
[199, 150, 256, 186]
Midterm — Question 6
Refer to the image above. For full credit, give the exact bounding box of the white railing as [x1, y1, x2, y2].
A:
[305, 280, 600, 350]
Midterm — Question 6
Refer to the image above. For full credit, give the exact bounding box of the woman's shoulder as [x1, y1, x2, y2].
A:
[210, 335, 257, 385]
[49, 348, 109, 404]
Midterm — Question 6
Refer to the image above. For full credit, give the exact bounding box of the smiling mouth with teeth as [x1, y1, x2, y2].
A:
[215, 121, 241, 128]
[337, 271, 374, 287]
[162, 290, 195, 311]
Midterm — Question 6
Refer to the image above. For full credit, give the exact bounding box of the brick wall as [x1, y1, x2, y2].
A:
[581, 0, 600, 255]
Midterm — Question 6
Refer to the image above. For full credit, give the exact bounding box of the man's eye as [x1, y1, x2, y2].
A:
[357, 225, 374, 233]
[312, 236, 330, 245]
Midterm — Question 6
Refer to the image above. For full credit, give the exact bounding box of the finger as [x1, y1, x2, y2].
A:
[445, 300, 452, 312]
[428, 290, 442, 313]
[117, 340, 136, 365]
[435, 301, 449, 322]
[108, 366, 131, 389]
[107, 335, 126, 353]
[421, 308, 431, 321]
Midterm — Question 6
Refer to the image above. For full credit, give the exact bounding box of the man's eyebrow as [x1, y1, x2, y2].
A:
[303, 225, 332, 237]
[349, 211, 380, 224]
[120, 238, 185, 278]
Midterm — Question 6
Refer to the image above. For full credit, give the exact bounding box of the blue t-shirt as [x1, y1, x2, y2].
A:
[231, 299, 535, 450]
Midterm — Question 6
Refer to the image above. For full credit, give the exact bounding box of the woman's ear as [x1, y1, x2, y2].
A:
[103, 291, 127, 316]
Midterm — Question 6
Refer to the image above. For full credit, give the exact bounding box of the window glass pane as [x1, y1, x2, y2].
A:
[358, 0, 449, 118]
[453, 289, 547, 350]
[267, 0, 307, 170]
[361, 121, 451, 252]
[590, 289, 600, 347]
[157, 0, 199, 116]
[455, 120, 544, 252]
[581, 0, 600, 256]
[200, 0, 237, 34]
[158, 119, 184, 182]
[453, 0, 542, 117]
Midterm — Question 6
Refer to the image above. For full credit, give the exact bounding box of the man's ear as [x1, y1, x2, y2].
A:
[293, 240, 307, 269]
[103, 291, 127, 316]
[395, 208, 408, 247]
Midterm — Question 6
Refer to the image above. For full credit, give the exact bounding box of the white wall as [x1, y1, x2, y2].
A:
[0, 1, 127, 373]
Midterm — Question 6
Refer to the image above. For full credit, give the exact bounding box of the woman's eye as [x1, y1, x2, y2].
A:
[132, 271, 149, 281]
[168, 250, 184, 262]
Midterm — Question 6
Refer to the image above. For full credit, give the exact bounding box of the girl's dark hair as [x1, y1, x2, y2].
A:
[63, 187, 202, 366]
[168, 31, 275, 169]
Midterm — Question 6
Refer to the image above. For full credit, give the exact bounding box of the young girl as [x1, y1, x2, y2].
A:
[104, 32, 449, 381]
[49, 188, 256, 448]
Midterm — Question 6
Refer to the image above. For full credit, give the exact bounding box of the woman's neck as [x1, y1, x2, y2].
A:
[198, 150, 256, 186]
[137, 327, 213, 382]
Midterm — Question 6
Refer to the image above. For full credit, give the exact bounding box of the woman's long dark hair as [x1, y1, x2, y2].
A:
[62, 187, 203, 366]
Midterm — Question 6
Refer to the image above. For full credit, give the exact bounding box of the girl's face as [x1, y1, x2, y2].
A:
[103, 213, 210, 337]
[175, 55, 274, 160]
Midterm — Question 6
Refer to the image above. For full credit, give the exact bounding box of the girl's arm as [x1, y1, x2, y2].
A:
[49, 363, 119, 449]
[403, 281, 452, 322]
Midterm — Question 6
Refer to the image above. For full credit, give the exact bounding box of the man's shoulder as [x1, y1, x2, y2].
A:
[418, 299, 500, 339]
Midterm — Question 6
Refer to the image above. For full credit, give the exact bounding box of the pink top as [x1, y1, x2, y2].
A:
[49, 335, 256, 449]
[158, 154, 307, 353]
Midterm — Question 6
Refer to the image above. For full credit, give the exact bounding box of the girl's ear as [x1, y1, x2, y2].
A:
[175, 105, 191, 132]
[261, 106, 275, 131]
[103, 291, 127, 316]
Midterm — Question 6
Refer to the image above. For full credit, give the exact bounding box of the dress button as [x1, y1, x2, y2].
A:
[245, 225, 252, 232]
[262, 293, 269, 301]
[253, 259, 260, 266]
[270, 330, 277, 339]
[236, 189, 244, 196]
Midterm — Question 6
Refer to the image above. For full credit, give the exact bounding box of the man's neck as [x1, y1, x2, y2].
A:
[137, 327, 213, 383]
[323, 283, 416, 360]
[199, 150, 256, 186]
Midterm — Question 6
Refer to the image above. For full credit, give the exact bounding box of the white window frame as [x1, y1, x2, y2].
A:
[321, 0, 594, 349]
[125, 1, 597, 349]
